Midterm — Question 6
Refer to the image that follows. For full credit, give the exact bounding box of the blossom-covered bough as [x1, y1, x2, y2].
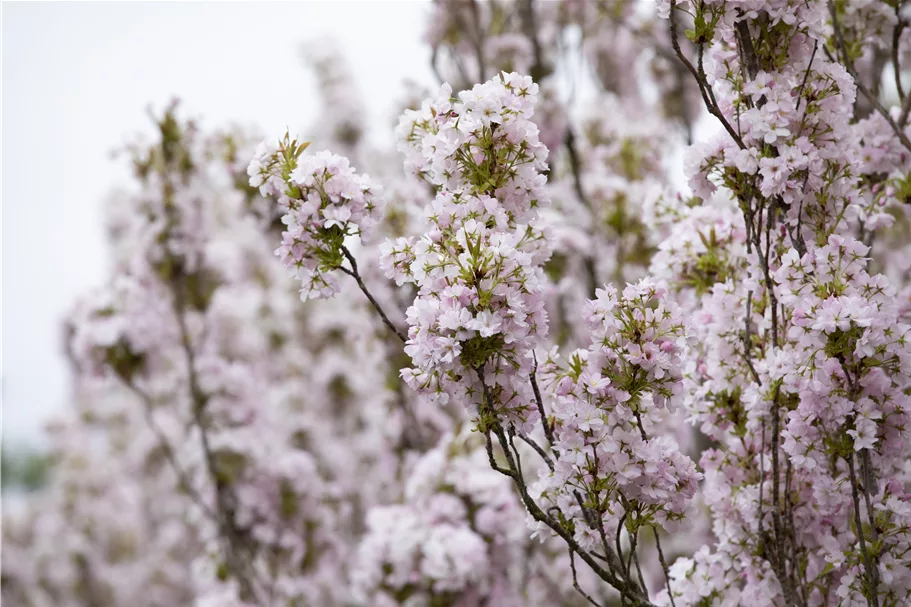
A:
[654, 1, 911, 606]
[252, 73, 681, 605]
[6, 1, 911, 606]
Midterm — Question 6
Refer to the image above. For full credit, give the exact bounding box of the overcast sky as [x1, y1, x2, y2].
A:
[2, 1, 435, 447]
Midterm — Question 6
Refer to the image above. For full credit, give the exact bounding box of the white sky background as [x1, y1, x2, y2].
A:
[2, 1, 436, 448]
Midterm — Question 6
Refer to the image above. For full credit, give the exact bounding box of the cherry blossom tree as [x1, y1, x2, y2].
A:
[6, 1, 911, 606]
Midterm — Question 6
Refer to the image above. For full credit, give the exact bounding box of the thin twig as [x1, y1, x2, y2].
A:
[531, 357, 556, 450]
[795, 41, 819, 115]
[563, 127, 599, 296]
[769, 378, 792, 603]
[893, 7, 906, 102]
[339, 245, 408, 343]
[743, 291, 762, 385]
[631, 529, 648, 597]
[616, 510, 630, 579]
[860, 449, 880, 522]
[668, 1, 746, 149]
[758, 420, 767, 557]
[516, 430, 554, 471]
[476, 367, 654, 605]
[484, 430, 514, 477]
[570, 548, 608, 607]
[654, 528, 678, 607]
[507, 426, 525, 480]
[125, 380, 216, 520]
[565, 127, 591, 210]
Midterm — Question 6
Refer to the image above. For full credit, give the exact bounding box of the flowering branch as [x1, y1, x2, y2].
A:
[338, 245, 407, 343]
[477, 366, 656, 607]
[668, 0, 745, 149]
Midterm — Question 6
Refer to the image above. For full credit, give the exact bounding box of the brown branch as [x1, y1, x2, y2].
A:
[565, 127, 591, 210]
[668, 1, 746, 149]
[743, 290, 762, 385]
[795, 42, 819, 116]
[570, 549, 608, 607]
[475, 367, 654, 606]
[758, 420, 767, 561]
[531, 356, 556, 450]
[563, 127, 599, 297]
[631, 528, 648, 597]
[735, 19, 759, 81]
[339, 245, 408, 343]
[848, 453, 881, 607]
[893, 6, 906, 103]
[516, 429, 554, 471]
[654, 527, 678, 607]
[616, 509, 630, 580]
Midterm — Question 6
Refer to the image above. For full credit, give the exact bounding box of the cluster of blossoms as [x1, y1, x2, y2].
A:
[386, 73, 552, 429]
[248, 138, 386, 300]
[394, 72, 548, 221]
[352, 431, 572, 606]
[648, 194, 748, 304]
[653, 1, 911, 606]
[773, 234, 911, 469]
[532, 280, 700, 554]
